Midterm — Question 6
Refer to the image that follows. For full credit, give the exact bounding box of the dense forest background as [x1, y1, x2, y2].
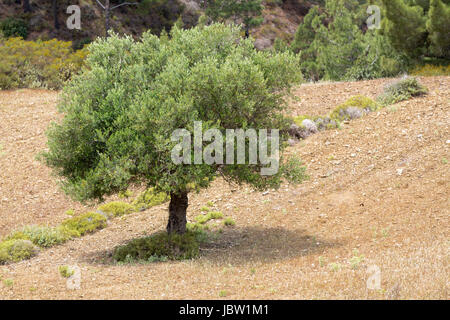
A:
[0, 0, 449, 89]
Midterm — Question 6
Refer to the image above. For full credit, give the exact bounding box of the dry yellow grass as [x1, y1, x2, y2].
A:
[0, 77, 448, 299]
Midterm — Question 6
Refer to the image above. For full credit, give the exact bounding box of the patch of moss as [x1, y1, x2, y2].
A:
[98, 201, 135, 218]
[61, 212, 107, 237]
[132, 188, 169, 211]
[0, 239, 39, 264]
[113, 231, 200, 262]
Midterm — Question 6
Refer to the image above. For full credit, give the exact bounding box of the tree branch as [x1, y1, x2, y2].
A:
[95, 0, 106, 10]
[111, 2, 139, 10]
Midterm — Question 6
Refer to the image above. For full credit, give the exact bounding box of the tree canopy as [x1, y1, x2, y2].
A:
[40, 23, 306, 234]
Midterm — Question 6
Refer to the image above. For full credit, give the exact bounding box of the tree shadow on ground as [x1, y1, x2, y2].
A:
[83, 226, 341, 266]
[199, 226, 341, 266]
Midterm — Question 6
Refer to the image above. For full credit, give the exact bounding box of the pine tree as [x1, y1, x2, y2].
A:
[291, 6, 325, 81]
[426, 0, 450, 58]
[204, 0, 263, 37]
[381, 0, 428, 58]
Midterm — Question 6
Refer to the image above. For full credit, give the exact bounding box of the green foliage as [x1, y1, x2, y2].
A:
[0, 37, 88, 89]
[58, 265, 74, 278]
[98, 201, 135, 218]
[292, 1, 408, 81]
[281, 158, 308, 184]
[6, 225, 71, 248]
[138, 0, 185, 35]
[194, 211, 224, 224]
[330, 95, 380, 121]
[381, 0, 450, 60]
[291, 6, 324, 81]
[40, 23, 304, 204]
[426, 0, 450, 59]
[200, 206, 211, 212]
[65, 209, 75, 216]
[0, 18, 28, 39]
[118, 190, 133, 199]
[132, 188, 170, 211]
[223, 217, 236, 226]
[3, 278, 14, 287]
[381, 0, 427, 58]
[113, 231, 200, 262]
[205, 0, 264, 34]
[377, 77, 428, 105]
[0, 239, 38, 264]
[61, 212, 107, 237]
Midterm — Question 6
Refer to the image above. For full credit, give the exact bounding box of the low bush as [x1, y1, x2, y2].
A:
[113, 231, 200, 262]
[58, 265, 74, 278]
[0, 37, 88, 89]
[194, 211, 224, 224]
[98, 201, 135, 218]
[6, 225, 71, 248]
[223, 217, 236, 227]
[281, 158, 308, 184]
[377, 77, 428, 106]
[330, 96, 380, 121]
[0, 239, 39, 264]
[61, 212, 107, 237]
[0, 18, 28, 39]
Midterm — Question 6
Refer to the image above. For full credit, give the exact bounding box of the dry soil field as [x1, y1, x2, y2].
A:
[0, 76, 448, 299]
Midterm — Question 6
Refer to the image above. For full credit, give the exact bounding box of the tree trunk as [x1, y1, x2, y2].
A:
[23, 0, 31, 13]
[105, 0, 110, 37]
[52, 0, 60, 30]
[167, 192, 188, 234]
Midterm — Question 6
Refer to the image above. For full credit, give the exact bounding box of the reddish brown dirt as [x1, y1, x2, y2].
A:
[0, 76, 448, 299]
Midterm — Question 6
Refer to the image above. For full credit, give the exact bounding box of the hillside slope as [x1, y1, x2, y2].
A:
[0, 76, 448, 299]
[0, 0, 315, 48]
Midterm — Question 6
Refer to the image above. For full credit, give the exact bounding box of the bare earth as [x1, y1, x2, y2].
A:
[0, 76, 448, 300]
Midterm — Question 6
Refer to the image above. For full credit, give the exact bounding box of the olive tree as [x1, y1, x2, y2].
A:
[41, 23, 305, 235]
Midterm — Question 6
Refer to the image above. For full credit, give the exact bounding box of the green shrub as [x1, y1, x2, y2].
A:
[281, 158, 308, 184]
[377, 77, 428, 106]
[98, 201, 135, 218]
[330, 96, 380, 121]
[6, 225, 71, 248]
[132, 188, 169, 211]
[292, 115, 320, 128]
[0, 18, 28, 39]
[113, 231, 200, 262]
[223, 217, 236, 227]
[0, 37, 87, 89]
[58, 265, 74, 278]
[0, 239, 39, 264]
[118, 190, 133, 199]
[61, 212, 107, 237]
[194, 211, 224, 224]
